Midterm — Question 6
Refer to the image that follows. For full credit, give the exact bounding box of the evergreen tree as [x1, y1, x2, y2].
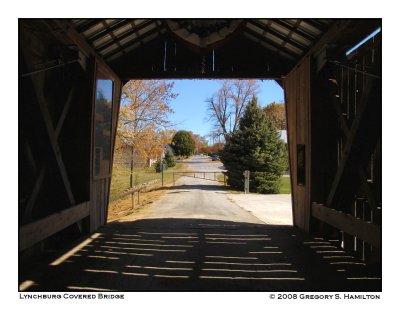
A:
[154, 159, 167, 173]
[164, 149, 177, 167]
[171, 130, 196, 157]
[221, 96, 287, 193]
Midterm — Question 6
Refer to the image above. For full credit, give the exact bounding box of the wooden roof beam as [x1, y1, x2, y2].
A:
[244, 27, 300, 59]
[273, 19, 317, 43]
[248, 20, 308, 52]
[76, 19, 102, 33]
[51, 19, 119, 80]
[95, 19, 154, 53]
[87, 18, 132, 43]
[104, 25, 162, 60]
[301, 19, 328, 33]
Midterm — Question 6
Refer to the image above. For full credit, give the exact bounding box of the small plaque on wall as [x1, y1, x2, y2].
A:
[297, 144, 306, 186]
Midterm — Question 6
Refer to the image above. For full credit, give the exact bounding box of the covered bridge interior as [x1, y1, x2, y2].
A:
[19, 18, 382, 291]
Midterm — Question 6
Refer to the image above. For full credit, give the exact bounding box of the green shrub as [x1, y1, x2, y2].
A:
[154, 160, 168, 173]
[164, 150, 177, 167]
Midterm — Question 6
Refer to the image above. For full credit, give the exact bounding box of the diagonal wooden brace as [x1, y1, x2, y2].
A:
[326, 77, 381, 211]
[30, 74, 76, 206]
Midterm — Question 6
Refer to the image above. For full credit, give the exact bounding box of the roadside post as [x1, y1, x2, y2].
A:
[161, 163, 164, 187]
[243, 170, 250, 194]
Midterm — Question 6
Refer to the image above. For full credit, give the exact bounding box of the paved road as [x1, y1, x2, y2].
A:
[144, 155, 262, 223]
[184, 154, 225, 171]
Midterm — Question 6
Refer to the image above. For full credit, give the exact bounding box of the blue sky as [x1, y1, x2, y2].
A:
[167, 79, 284, 138]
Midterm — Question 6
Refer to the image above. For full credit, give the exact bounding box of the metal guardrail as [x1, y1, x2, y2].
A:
[172, 171, 227, 186]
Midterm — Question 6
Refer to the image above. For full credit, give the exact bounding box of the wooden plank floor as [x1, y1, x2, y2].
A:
[19, 219, 381, 292]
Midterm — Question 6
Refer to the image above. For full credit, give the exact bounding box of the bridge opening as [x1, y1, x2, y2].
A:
[107, 78, 292, 228]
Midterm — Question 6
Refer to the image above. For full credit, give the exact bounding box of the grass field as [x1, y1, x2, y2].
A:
[110, 162, 187, 201]
[223, 175, 291, 194]
[279, 177, 291, 194]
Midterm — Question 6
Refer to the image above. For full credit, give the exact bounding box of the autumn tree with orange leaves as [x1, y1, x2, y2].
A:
[116, 80, 177, 164]
[263, 102, 286, 130]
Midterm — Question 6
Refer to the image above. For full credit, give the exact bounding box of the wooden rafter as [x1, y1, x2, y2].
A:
[76, 19, 102, 33]
[96, 20, 154, 54]
[302, 19, 327, 33]
[52, 19, 119, 81]
[248, 20, 307, 52]
[104, 23, 161, 60]
[273, 19, 317, 43]
[244, 27, 299, 59]
[87, 19, 131, 42]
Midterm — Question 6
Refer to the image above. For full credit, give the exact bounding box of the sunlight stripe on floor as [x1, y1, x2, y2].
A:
[202, 268, 298, 273]
[84, 269, 118, 274]
[19, 280, 35, 291]
[154, 275, 190, 279]
[205, 255, 258, 260]
[126, 265, 193, 271]
[165, 260, 196, 264]
[139, 232, 198, 236]
[249, 251, 282, 254]
[204, 262, 292, 266]
[205, 234, 269, 237]
[104, 241, 193, 248]
[199, 276, 305, 280]
[207, 241, 246, 245]
[67, 286, 114, 291]
[50, 233, 101, 266]
[121, 272, 149, 277]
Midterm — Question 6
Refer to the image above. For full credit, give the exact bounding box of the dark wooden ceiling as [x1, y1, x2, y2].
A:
[69, 18, 380, 80]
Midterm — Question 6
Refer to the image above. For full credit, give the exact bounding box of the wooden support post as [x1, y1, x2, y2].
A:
[137, 191, 140, 205]
[355, 197, 364, 259]
[359, 168, 379, 212]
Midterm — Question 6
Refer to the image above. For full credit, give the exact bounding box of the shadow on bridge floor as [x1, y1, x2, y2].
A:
[19, 218, 381, 292]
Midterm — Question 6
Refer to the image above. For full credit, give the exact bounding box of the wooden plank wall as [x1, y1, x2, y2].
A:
[284, 57, 311, 231]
